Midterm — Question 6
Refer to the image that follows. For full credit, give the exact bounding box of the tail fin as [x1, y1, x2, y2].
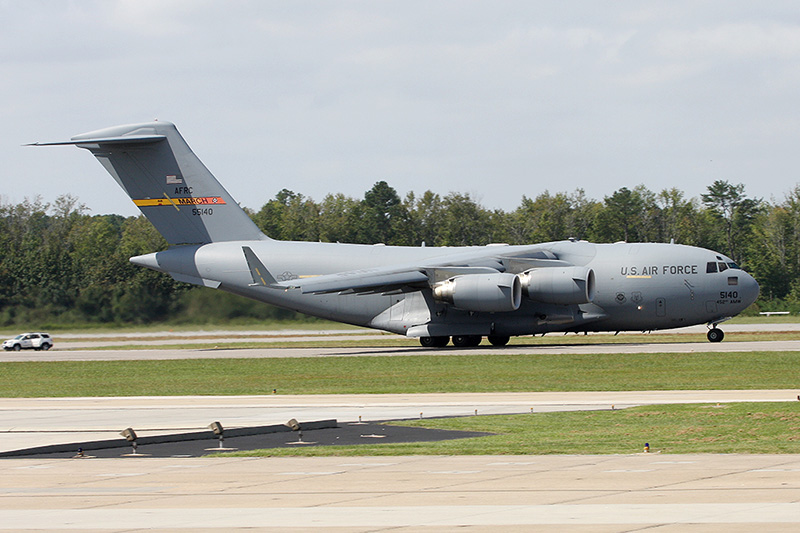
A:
[43, 121, 268, 245]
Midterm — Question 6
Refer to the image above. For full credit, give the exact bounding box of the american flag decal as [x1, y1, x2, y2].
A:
[166, 175, 182, 184]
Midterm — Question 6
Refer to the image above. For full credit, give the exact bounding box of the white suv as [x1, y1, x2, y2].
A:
[3, 333, 53, 351]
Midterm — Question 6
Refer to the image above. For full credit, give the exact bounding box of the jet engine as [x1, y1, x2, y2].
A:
[518, 266, 595, 305]
[433, 272, 522, 312]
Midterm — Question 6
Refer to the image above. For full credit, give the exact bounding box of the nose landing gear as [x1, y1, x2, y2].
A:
[707, 326, 724, 342]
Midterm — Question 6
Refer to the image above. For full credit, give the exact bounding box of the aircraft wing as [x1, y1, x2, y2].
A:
[249, 244, 577, 295]
[277, 265, 505, 295]
[243, 246, 508, 295]
[281, 269, 432, 295]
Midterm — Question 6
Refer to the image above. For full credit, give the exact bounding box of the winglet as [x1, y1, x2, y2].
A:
[242, 246, 278, 287]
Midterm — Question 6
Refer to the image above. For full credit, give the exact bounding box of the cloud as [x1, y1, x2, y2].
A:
[2, 1, 800, 217]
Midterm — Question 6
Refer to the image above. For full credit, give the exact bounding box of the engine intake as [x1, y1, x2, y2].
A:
[433, 272, 522, 312]
[519, 266, 595, 305]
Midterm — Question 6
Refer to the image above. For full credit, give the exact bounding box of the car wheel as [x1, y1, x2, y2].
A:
[41, 343, 51, 351]
[12, 344, 21, 351]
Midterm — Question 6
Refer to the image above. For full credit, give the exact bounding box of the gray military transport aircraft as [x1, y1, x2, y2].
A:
[36, 121, 759, 346]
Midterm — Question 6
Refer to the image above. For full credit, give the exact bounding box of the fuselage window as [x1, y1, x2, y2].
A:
[706, 262, 718, 273]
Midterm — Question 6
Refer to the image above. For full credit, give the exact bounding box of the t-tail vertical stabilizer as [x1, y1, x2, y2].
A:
[39, 121, 268, 245]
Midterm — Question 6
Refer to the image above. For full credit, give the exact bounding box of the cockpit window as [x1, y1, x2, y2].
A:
[718, 262, 728, 272]
[727, 262, 739, 269]
[706, 262, 718, 273]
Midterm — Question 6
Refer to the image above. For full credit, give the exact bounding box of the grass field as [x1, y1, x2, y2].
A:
[3, 350, 800, 397]
[227, 402, 800, 456]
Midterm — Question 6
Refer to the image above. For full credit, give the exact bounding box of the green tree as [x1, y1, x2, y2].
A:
[746, 186, 800, 300]
[701, 180, 761, 264]
[252, 188, 298, 240]
[405, 190, 444, 247]
[596, 187, 646, 242]
[357, 181, 408, 244]
[439, 192, 494, 246]
[512, 191, 574, 244]
[655, 188, 697, 244]
[318, 193, 360, 243]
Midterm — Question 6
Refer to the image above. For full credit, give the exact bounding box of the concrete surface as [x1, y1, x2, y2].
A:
[1, 454, 799, 530]
[3, 338, 800, 361]
[4, 321, 800, 355]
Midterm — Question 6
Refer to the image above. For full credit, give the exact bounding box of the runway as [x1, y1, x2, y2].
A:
[1, 325, 799, 530]
[4, 322, 799, 361]
[6, 339, 800, 361]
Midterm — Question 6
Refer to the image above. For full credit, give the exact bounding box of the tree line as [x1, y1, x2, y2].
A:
[2, 180, 799, 327]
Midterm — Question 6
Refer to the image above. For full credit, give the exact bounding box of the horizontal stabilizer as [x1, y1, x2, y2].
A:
[28, 135, 166, 146]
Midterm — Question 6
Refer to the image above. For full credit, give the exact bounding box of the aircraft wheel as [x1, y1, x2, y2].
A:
[421, 336, 450, 348]
[451, 335, 469, 347]
[707, 328, 724, 343]
[487, 334, 510, 347]
[432, 336, 450, 347]
[467, 335, 482, 347]
[452, 335, 481, 347]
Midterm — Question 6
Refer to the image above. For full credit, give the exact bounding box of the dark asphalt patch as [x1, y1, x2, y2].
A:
[2, 421, 492, 459]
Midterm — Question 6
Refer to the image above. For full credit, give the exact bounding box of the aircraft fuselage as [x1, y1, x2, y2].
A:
[133, 238, 759, 340]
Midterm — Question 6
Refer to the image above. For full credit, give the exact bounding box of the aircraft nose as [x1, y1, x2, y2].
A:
[740, 271, 760, 308]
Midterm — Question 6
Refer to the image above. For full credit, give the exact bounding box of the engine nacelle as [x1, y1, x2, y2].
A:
[433, 272, 522, 313]
[519, 266, 595, 305]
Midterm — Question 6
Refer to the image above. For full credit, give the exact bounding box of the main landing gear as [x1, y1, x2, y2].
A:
[419, 336, 450, 348]
[418, 335, 511, 348]
[707, 327, 724, 343]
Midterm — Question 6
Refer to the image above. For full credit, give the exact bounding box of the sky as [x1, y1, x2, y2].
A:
[2, 1, 800, 217]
